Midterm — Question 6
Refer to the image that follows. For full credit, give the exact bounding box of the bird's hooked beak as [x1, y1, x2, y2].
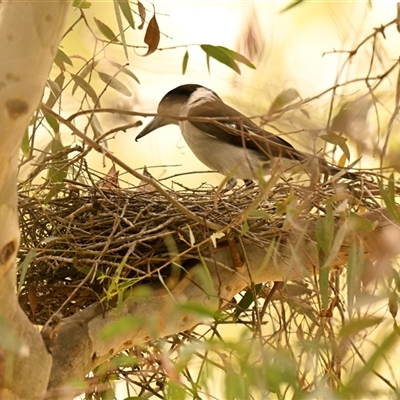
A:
[135, 116, 169, 142]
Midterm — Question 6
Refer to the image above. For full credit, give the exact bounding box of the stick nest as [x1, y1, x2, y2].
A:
[17, 160, 380, 325]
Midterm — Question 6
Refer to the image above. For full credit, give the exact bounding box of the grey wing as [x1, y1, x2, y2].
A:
[187, 101, 306, 162]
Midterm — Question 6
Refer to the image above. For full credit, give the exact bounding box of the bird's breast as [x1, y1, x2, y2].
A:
[179, 121, 269, 179]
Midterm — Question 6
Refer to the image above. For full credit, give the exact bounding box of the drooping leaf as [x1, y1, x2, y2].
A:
[267, 88, 300, 115]
[110, 61, 140, 83]
[46, 79, 61, 97]
[48, 134, 67, 181]
[234, 284, 262, 319]
[347, 242, 363, 313]
[281, 0, 306, 12]
[56, 49, 73, 66]
[142, 14, 160, 56]
[44, 134, 68, 203]
[316, 205, 334, 309]
[241, 219, 249, 235]
[182, 50, 189, 75]
[44, 112, 60, 133]
[339, 316, 383, 339]
[396, 62, 400, 106]
[378, 174, 400, 224]
[320, 132, 351, 161]
[97, 71, 132, 97]
[46, 78, 62, 108]
[113, 0, 128, 59]
[216, 45, 256, 69]
[94, 17, 119, 42]
[71, 74, 98, 103]
[72, 60, 99, 95]
[21, 128, 30, 157]
[205, 54, 210, 73]
[90, 114, 104, 139]
[316, 205, 334, 261]
[137, 1, 146, 30]
[17, 249, 37, 295]
[200, 44, 240, 74]
[114, 0, 135, 30]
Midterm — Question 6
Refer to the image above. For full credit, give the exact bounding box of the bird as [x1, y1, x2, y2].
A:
[135, 84, 355, 185]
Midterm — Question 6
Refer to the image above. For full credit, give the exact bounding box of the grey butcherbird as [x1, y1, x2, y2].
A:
[135, 84, 355, 184]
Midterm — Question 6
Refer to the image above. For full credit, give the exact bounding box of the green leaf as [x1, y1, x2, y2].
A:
[249, 209, 270, 218]
[216, 46, 256, 69]
[21, 128, 30, 157]
[320, 132, 350, 161]
[378, 174, 400, 224]
[316, 205, 334, 309]
[73, 0, 91, 8]
[73, 262, 102, 278]
[115, 0, 135, 29]
[97, 71, 132, 97]
[166, 381, 186, 400]
[200, 44, 240, 74]
[44, 183, 64, 204]
[71, 74, 98, 103]
[45, 134, 68, 204]
[234, 284, 262, 319]
[113, 0, 128, 59]
[56, 49, 73, 66]
[17, 249, 37, 295]
[347, 242, 362, 313]
[241, 219, 249, 235]
[267, 88, 300, 115]
[182, 50, 189, 75]
[94, 17, 119, 42]
[44, 113, 60, 133]
[110, 61, 140, 83]
[90, 114, 103, 139]
[349, 212, 377, 233]
[46, 77, 62, 108]
[205, 54, 210, 73]
[316, 204, 334, 261]
[281, 0, 305, 12]
[319, 262, 329, 309]
[72, 60, 99, 95]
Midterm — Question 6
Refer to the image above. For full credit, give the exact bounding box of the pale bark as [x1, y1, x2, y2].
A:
[0, 2, 70, 399]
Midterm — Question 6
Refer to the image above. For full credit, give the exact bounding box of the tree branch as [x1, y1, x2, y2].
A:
[48, 206, 400, 389]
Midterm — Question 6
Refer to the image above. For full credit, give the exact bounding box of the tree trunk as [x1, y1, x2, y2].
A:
[0, 2, 70, 398]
